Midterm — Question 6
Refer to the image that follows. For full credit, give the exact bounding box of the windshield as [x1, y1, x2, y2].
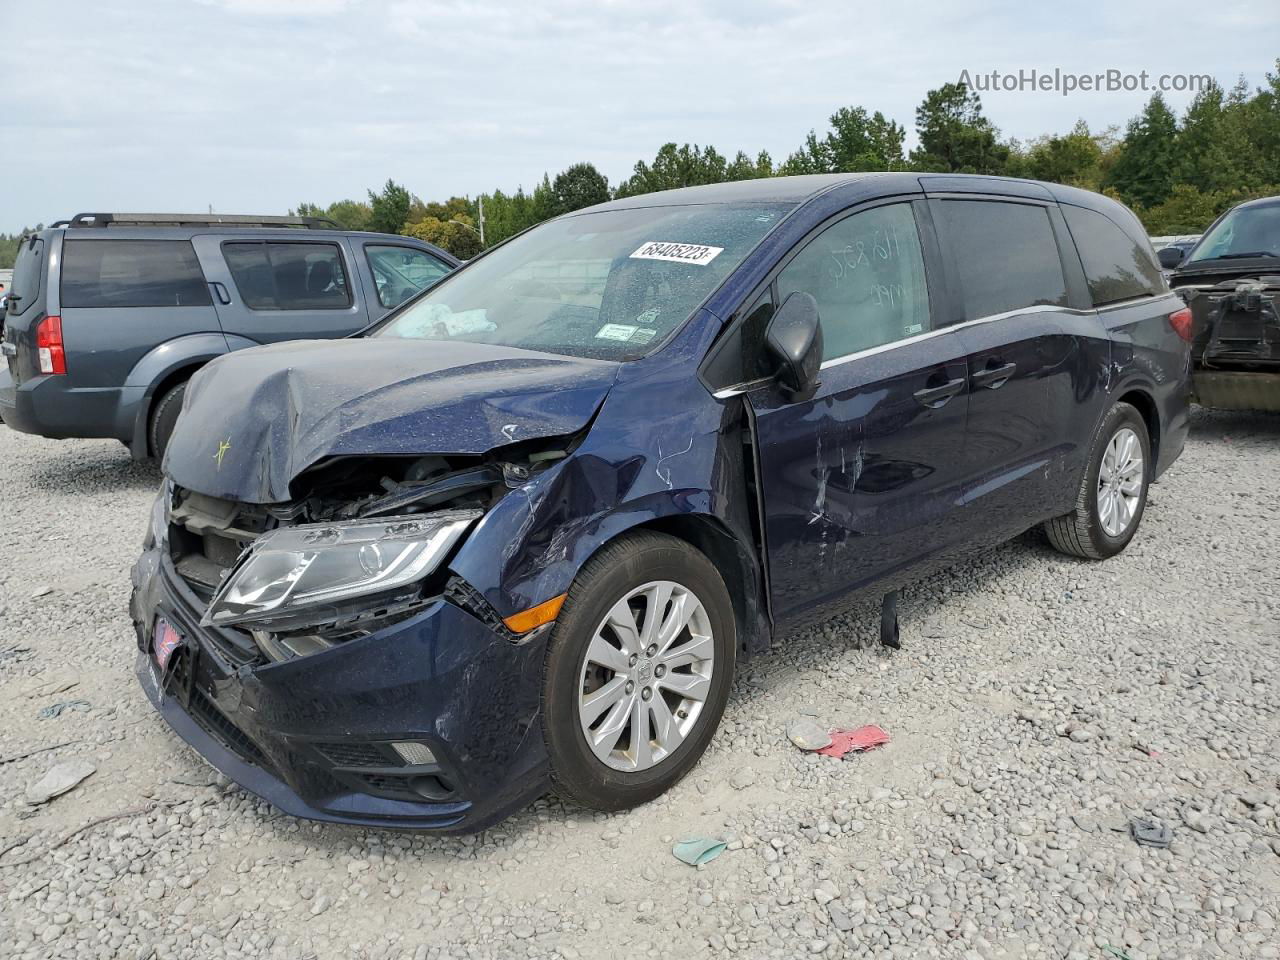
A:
[1187, 201, 1280, 263]
[374, 203, 791, 360]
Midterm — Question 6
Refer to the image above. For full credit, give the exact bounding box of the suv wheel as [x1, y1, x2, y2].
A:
[148, 381, 187, 461]
[542, 532, 736, 811]
[1045, 401, 1151, 559]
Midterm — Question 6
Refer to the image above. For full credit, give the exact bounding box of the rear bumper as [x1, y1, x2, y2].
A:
[129, 544, 551, 832]
[0, 366, 136, 441]
[1193, 369, 1280, 412]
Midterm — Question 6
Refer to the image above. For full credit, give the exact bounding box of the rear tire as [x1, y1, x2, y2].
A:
[542, 532, 736, 811]
[148, 381, 187, 461]
[1044, 401, 1151, 559]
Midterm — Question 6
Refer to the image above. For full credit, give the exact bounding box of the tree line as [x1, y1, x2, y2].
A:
[2, 61, 1277, 269]
[291, 60, 1280, 257]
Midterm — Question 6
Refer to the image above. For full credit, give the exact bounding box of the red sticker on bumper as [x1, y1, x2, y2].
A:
[153, 618, 183, 671]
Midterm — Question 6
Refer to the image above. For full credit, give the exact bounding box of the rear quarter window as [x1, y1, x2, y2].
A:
[937, 200, 1068, 318]
[8, 236, 45, 315]
[1061, 205, 1164, 305]
[61, 239, 212, 308]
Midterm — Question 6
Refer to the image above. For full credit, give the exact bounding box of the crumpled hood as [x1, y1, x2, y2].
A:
[163, 337, 619, 503]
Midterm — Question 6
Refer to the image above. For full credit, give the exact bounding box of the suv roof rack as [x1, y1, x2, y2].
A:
[65, 212, 340, 230]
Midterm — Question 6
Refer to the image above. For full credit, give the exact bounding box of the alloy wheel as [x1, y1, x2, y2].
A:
[1097, 426, 1144, 537]
[576, 580, 715, 772]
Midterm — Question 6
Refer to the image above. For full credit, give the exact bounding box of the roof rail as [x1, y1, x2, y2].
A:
[65, 212, 340, 230]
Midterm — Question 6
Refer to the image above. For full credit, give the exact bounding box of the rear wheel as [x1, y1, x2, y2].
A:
[1044, 401, 1151, 559]
[542, 532, 735, 811]
[148, 381, 187, 461]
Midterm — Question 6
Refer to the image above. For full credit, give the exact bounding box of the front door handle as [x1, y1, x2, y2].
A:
[210, 281, 231, 305]
[913, 377, 966, 408]
[973, 361, 1016, 389]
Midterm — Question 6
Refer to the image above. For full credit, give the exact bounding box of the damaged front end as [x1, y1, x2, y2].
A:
[164, 442, 570, 660]
[129, 437, 579, 830]
[1177, 275, 1280, 411]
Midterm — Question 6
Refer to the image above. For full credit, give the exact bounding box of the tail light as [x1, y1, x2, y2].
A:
[36, 315, 66, 375]
[1168, 307, 1193, 343]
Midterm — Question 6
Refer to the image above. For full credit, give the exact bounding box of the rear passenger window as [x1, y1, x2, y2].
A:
[222, 242, 351, 310]
[1062, 205, 1163, 305]
[61, 240, 211, 308]
[938, 201, 1068, 318]
[365, 245, 451, 308]
[777, 203, 931, 361]
[9, 237, 44, 315]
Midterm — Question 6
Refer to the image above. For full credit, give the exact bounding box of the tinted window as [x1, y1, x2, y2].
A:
[1062, 205, 1163, 304]
[365, 245, 451, 308]
[223, 242, 351, 310]
[777, 203, 931, 361]
[938, 201, 1067, 318]
[61, 240, 211, 308]
[8, 237, 44, 315]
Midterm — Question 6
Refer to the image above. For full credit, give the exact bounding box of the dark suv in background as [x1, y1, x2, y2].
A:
[0, 213, 459, 458]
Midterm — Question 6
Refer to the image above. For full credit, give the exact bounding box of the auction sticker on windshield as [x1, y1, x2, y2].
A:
[630, 241, 724, 266]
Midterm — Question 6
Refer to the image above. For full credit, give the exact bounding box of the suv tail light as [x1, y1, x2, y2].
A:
[1168, 307, 1194, 343]
[36, 315, 67, 375]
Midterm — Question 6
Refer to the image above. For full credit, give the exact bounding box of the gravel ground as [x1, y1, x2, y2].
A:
[1, 408, 1278, 960]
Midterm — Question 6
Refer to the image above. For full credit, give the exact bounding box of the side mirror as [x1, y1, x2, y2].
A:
[1158, 246, 1186, 269]
[764, 291, 824, 402]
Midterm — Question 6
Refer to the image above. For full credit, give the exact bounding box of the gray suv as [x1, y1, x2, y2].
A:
[0, 213, 459, 458]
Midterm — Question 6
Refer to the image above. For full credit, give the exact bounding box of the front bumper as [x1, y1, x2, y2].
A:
[129, 544, 551, 832]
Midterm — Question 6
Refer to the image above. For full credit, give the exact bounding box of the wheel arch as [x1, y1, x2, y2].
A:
[619, 513, 770, 659]
[124, 333, 259, 458]
[1113, 383, 1160, 467]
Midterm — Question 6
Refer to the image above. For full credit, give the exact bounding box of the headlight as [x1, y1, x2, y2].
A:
[201, 509, 480, 628]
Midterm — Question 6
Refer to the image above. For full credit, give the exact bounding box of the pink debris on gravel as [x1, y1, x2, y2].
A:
[816, 724, 891, 759]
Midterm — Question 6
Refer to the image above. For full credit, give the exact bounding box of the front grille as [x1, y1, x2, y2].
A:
[356, 772, 457, 803]
[162, 649, 272, 771]
[315, 742, 396, 768]
[189, 686, 272, 770]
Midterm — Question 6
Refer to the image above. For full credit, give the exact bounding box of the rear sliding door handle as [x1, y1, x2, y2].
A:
[210, 281, 231, 305]
[913, 377, 966, 408]
[973, 361, 1017, 389]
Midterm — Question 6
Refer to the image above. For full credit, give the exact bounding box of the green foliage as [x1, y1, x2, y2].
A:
[1105, 94, 1180, 209]
[614, 144, 730, 198]
[403, 214, 483, 259]
[780, 107, 905, 174]
[1012, 120, 1107, 189]
[552, 163, 610, 215]
[367, 179, 413, 235]
[910, 83, 1010, 174]
[291, 199, 372, 231]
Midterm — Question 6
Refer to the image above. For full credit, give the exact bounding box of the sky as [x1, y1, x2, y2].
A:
[0, 0, 1276, 232]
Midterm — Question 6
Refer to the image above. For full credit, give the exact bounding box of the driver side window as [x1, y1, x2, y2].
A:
[777, 203, 931, 361]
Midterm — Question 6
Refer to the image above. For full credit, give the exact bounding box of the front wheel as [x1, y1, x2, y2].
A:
[542, 532, 736, 811]
[1044, 401, 1151, 559]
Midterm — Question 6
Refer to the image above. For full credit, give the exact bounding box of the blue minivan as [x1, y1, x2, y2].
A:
[130, 174, 1191, 831]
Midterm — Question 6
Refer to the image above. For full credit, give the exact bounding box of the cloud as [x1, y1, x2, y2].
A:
[1, 0, 1275, 231]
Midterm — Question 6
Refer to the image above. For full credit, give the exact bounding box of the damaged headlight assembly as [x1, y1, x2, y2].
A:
[201, 509, 481, 629]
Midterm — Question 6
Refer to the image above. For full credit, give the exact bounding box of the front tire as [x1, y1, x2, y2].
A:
[542, 532, 736, 811]
[1045, 401, 1151, 559]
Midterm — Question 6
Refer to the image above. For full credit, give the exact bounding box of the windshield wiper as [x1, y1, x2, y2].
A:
[1212, 252, 1280, 260]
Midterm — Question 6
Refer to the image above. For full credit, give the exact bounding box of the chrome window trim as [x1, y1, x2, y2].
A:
[710, 293, 1177, 399]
